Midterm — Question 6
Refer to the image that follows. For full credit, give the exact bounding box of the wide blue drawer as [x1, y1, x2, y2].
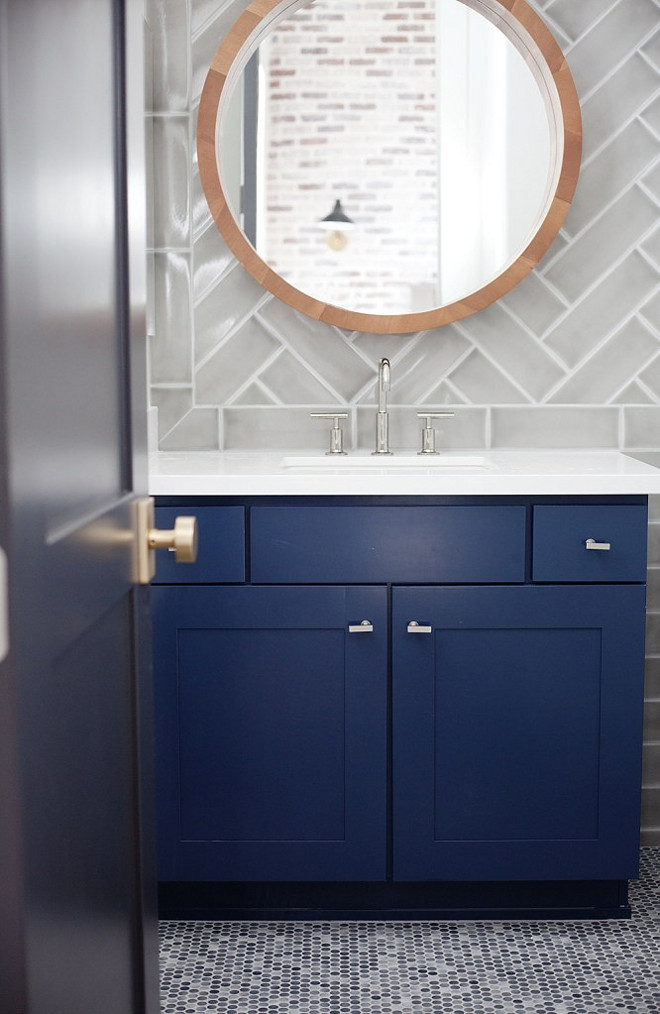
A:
[532, 505, 647, 583]
[251, 506, 526, 584]
[152, 506, 245, 584]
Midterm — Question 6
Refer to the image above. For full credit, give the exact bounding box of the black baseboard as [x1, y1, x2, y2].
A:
[158, 878, 630, 921]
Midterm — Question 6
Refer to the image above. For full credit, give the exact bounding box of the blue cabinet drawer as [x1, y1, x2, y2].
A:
[152, 506, 245, 584]
[251, 505, 526, 584]
[532, 505, 647, 583]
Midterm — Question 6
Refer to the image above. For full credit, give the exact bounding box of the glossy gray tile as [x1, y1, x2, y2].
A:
[644, 700, 660, 741]
[548, 318, 659, 404]
[356, 331, 472, 405]
[151, 0, 190, 112]
[544, 0, 619, 44]
[150, 253, 193, 384]
[259, 351, 340, 404]
[491, 407, 619, 449]
[624, 406, 660, 448]
[447, 350, 530, 405]
[642, 93, 660, 137]
[196, 317, 280, 405]
[457, 304, 566, 400]
[191, 0, 247, 103]
[566, 121, 659, 239]
[646, 652, 660, 694]
[642, 746, 660, 791]
[500, 272, 568, 336]
[646, 568, 660, 610]
[151, 387, 193, 440]
[544, 253, 660, 368]
[191, 163, 214, 239]
[160, 407, 220, 450]
[639, 356, 660, 401]
[260, 300, 377, 402]
[544, 187, 659, 302]
[611, 380, 656, 405]
[422, 380, 469, 406]
[152, 116, 192, 249]
[567, 0, 660, 95]
[641, 788, 660, 829]
[580, 54, 660, 161]
[640, 289, 660, 334]
[193, 225, 236, 303]
[194, 265, 271, 365]
[230, 381, 278, 406]
[223, 407, 342, 450]
[191, 0, 229, 34]
[647, 522, 660, 567]
[641, 226, 660, 274]
[647, 611, 660, 655]
[642, 23, 660, 71]
[348, 333, 424, 374]
[642, 160, 660, 203]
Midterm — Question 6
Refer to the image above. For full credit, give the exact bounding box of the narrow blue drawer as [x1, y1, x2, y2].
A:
[532, 505, 647, 583]
[152, 506, 245, 583]
[251, 506, 526, 584]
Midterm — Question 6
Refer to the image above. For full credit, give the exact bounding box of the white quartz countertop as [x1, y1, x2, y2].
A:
[148, 450, 660, 496]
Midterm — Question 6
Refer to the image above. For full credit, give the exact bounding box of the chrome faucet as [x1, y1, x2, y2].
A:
[373, 358, 392, 455]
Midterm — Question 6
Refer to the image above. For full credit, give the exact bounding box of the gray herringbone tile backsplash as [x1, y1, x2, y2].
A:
[148, 0, 660, 840]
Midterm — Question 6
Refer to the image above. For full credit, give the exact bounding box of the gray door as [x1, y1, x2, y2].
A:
[0, 0, 159, 1011]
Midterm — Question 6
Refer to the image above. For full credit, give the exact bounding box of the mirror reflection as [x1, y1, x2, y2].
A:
[220, 0, 553, 316]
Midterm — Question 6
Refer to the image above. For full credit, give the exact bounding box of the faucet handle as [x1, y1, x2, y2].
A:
[310, 412, 348, 455]
[416, 411, 454, 455]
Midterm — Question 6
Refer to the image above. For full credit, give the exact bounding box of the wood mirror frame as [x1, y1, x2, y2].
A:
[197, 0, 582, 335]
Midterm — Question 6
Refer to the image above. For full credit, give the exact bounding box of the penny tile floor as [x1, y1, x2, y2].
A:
[160, 848, 660, 1013]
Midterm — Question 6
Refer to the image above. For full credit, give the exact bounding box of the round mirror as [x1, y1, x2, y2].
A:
[198, 0, 581, 334]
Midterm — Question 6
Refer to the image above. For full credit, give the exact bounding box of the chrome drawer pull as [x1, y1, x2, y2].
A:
[407, 621, 433, 634]
[585, 538, 611, 551]
[348, 620, 374, 633]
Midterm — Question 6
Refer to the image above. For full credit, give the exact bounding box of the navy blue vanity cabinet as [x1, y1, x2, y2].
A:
[153, 496, 649, 916]
[152, 582, 388, 882]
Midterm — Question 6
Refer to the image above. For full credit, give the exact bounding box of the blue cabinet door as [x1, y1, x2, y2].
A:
[392, 585, 647, 882]
[153, 585, 388, 881]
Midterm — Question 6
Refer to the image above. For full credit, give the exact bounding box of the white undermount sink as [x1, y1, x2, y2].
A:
[281, 454, 494, 471]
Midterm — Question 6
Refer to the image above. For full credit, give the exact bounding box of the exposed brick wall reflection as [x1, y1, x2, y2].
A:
[262, 0, 438, 313]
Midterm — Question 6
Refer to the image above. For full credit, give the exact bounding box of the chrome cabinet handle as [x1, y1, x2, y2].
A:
[348, 620, 374, 633]
[585, 538, 611, 551]
[407, 621, 432, 634]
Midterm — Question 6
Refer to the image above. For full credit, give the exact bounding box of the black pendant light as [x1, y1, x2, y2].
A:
[318, 199, 355, 250]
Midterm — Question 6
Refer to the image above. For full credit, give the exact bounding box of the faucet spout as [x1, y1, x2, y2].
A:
[377, 358, 391, 412]
[373, 358, 392, 455]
